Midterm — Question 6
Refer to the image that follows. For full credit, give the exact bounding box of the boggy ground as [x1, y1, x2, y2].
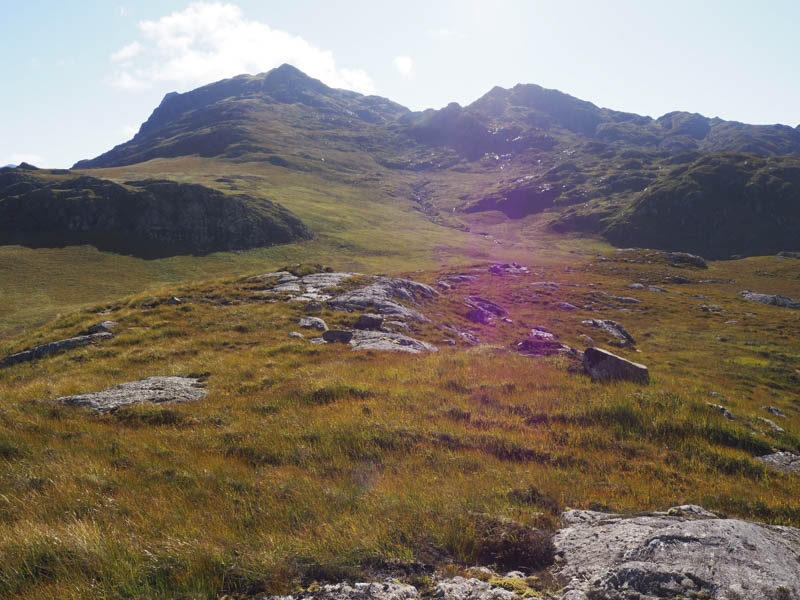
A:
[0, 250, 798, 599]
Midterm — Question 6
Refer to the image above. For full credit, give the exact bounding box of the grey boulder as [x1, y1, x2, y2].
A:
[57, 376, 207, 413]
[299, 317, 328, 331]
[583, 347, 649, 384]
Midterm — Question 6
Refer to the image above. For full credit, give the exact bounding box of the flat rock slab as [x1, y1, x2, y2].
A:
[256, 272, 357, 302]
[740, 290, 800, 309]
[757, 451, 800, 474]
[57, 377, 207, 413]
[583, 347, 649, 383]
[0, 332, 113, 368]
[554, 506, 800, 600]
[349, 330, 437, 354]
[328, 278, 438, 322]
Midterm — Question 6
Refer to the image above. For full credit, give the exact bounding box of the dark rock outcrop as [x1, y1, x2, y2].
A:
[322, 329, 354, 343]
[583, 347, 649, 383]
[0, 170, 310, 256]
[57, 376, 207, 412]
[353, 313, 384, 330]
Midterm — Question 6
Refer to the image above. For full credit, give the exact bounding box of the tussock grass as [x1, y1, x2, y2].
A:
[0, 252, 798, 598]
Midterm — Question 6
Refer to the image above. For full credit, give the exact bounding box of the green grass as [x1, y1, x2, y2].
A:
[0, 251, 798, 599]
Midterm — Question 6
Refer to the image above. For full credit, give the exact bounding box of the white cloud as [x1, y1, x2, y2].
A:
[119, 6, 128, 17]
[111, 41, 142, 62]
[393, 55, 414, 78]
[426, 27, 459, 40]
[109, 71, 150, 90]
[7, 153, 44, 166]
[109, 2, 374, 94]
[120, 125, 139, 138]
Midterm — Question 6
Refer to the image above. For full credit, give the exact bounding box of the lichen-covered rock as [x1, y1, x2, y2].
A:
[299, 316, 328, 331]
[740, 290, 800, 309]
[553, 506, 800, 600]
[583, 347, 649, 383]
[57, 376, 207, 413]
[0, 332, 113, 368]
[581, 319, 636, 347]
[328, 278, 438, 322]
[256, 582, 418, 600]
[434, 577, 516, 600]
[757, 451, 800, 474]
[348, 330, 437, 353]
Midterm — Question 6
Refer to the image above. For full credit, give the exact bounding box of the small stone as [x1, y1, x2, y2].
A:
[763, 406, 786, 417]
[167, 296, 182, 305]
[757, 451, 800, 473]
[707, 402, 734, 420]
[288, 331, 304, 339]
[757, 417, 784, 432]
[555, 302, 578, 311]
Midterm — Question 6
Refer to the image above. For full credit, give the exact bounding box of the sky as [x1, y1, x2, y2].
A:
[2, 0, 799, 168]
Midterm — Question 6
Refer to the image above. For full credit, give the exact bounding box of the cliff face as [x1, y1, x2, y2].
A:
[0, 169, 311, 256]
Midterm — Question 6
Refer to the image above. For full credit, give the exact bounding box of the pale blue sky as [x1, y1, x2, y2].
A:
[2, 0, 799, 168]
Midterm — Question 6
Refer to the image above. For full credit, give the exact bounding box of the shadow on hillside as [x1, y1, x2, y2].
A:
[0, 232, 202, 260]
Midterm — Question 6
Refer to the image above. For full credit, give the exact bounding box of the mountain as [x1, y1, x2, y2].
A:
[0, 167, 311, 257]
[69, 64, 800, 258]
[1, 164, 17, 169]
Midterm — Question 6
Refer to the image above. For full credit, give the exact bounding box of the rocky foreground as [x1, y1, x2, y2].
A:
[251, 506, 800, 600]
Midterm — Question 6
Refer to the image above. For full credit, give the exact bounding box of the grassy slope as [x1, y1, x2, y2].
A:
[0, 154, 612, 342]
[0, 250, 798, 599]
